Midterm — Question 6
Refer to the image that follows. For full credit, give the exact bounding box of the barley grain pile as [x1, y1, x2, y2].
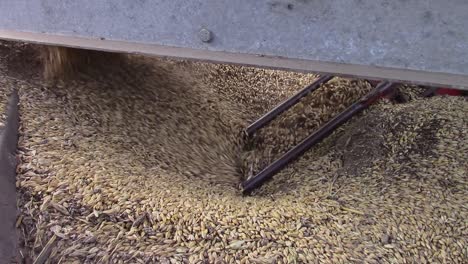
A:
[0, 41, 41, 123]
[4, 42, 467, 263]
[0, 41, 15, 124]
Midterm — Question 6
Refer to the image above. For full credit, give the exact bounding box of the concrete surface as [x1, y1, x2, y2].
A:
[0, 0, 467, 89]
[0, 91, 19, 263]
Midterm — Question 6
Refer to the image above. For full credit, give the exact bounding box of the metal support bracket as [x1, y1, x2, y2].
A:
[242, 80, 395, 194]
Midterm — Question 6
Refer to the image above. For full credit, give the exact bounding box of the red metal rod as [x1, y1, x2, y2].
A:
[245, 75, 333, 136]
[242, 81, 395, 194]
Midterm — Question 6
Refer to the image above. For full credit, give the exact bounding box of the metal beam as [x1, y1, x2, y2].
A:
[0, 1, 467, 89]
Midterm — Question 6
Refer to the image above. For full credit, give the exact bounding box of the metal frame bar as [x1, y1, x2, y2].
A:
[246, 75, 333, 136]
[242, 81, 395, 194]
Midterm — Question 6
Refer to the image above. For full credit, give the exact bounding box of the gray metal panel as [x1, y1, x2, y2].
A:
[0, 91, 19, 263]
[0, 0, 468, 88]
